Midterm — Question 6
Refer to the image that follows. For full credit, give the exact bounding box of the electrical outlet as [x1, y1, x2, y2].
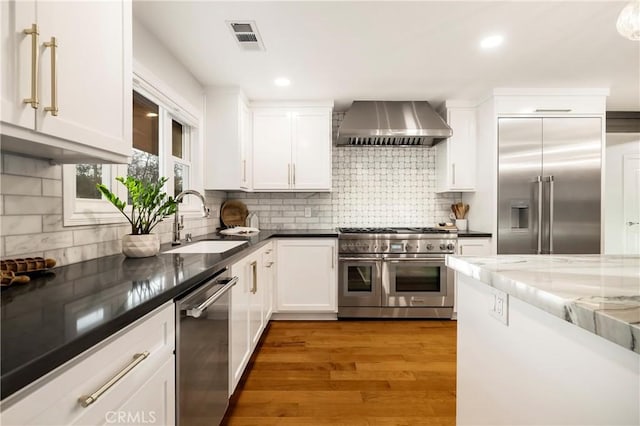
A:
[304, 207, 312, 218]
[489, 288, 509, 325]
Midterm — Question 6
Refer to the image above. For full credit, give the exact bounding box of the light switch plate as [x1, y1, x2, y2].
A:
[489, 288, 509, 325]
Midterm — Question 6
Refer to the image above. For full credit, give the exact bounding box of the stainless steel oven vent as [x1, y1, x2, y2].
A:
[345, 136, 427, 146]
[337, 101, 452, 147]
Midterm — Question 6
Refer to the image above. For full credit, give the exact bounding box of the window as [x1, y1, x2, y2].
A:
[63, 71, 203, 226]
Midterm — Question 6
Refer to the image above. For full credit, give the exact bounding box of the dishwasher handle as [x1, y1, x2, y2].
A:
[186, 276, 238, 318]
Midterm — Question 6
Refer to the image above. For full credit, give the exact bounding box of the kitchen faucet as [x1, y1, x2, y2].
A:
[172, 190, 210, 245]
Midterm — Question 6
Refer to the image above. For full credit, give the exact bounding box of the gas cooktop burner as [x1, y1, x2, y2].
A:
[338, 227, 397, 233]
[338, 227, 453, 234]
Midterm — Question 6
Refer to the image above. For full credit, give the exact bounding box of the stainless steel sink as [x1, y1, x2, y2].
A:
[163, 240, 247, 254]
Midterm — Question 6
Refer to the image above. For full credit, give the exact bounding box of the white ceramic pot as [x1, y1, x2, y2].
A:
[122, 234, 160, 258]
[455, 219, 468, 232]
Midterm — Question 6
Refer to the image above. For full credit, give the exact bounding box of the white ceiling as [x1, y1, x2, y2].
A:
[133, 1, 640, 111]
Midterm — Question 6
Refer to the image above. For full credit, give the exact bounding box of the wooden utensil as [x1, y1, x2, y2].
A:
[220, 200, 249, 227]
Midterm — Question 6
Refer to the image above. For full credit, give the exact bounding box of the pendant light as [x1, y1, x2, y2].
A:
[616, 0, 640, 41]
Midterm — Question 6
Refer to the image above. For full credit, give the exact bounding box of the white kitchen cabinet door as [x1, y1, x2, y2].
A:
[0, 0, 131, 163]
[252, 110, 291, 190]
[261, 243, 275, 322]
[73, 356, 175, 426]
[276, 239, 337, 312]
[247, 252, 264, 350]
[229, 258, 251, 393]
[204, 88, 252, 190]
[0, 0, 36, 131]
[292, 110, 332, 191]
[452, 237, 492, 320]
[457, 238, 492, 256]
[436, 104, 476, 192]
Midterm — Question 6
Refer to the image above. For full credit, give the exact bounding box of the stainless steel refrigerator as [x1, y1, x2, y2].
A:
[497, 117, 602, 254]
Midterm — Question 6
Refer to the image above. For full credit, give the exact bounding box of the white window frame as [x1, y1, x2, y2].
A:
[63, 66, 205, 227]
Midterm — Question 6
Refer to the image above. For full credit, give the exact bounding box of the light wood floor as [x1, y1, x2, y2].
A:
[223, 320, 457, 426]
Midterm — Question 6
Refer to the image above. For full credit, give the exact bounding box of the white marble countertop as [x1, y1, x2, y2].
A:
[446, 255, 640, 354]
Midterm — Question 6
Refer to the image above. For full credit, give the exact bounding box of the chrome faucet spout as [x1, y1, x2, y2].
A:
[172, 190, 210, 245]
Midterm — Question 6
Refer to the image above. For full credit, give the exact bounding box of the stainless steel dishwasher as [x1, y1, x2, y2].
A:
[176, 267, 238, 425]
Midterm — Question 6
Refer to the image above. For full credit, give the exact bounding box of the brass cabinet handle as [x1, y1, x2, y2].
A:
[78, 351, 150, 408]
[293, 163, 296, 186]
[44, 37, 58, 116]
[23, 24, 39, 109]
[331, 246, 335, 269]
[250, 261, 258, 294]
[243, 159, 247, 182]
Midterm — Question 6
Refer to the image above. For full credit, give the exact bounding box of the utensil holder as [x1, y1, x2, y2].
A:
[455, 219, 468, 231]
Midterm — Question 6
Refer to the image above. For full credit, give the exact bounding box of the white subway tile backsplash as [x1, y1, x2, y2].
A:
[3, 195, 62, 215]
[6, 231, 73, 253]
[0, 154, 225, 266]
[0, 174, 42, 196]
[1, 215, 42, 236]
[73, 226, 122, 245]
[42, 179, 62, 197]
[45, 244, 99, 266]
[2, 153, 62, 179]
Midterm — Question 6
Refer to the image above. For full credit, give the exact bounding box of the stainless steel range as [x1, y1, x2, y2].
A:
[338, 227, 456, 319]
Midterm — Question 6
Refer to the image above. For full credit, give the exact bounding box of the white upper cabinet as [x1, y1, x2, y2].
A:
[204, 88, 252, 190]
[0, 0, 132, 163]
[252, 102, 333, 192]
[252, 109, 292, 190]
[436, 101, 476, 192]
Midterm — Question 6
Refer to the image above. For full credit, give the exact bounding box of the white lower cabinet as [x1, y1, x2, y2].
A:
[0, 303, 175, 426]
[453, 237, 492, 319]
[229, 242, 274, 394]
[457, 237, 492, 256]
[275, 239, 337, 313]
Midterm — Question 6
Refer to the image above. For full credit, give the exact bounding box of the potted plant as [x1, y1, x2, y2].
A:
[97, 176, 177, 258]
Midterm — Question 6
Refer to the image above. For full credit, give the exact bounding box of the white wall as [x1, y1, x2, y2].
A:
[604, 133, 640, 254]
[132, 18, 203, 112]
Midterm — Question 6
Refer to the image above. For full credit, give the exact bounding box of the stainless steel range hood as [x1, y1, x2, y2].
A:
[337, 101, 452, 146]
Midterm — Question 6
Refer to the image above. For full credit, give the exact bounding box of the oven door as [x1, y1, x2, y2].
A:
[338, 257, 382, 307]
[382, 258, 453, 307]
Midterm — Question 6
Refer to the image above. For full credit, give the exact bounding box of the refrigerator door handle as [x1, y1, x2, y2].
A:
[535, 176, 543, 254]
[547, 175, 555, 254]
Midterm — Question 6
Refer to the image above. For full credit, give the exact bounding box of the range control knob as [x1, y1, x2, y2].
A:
[381, 245, 389, 251]
[426, 244, 434, 250]
[446, 243, 455, 251]
[439, 244, 446, 250]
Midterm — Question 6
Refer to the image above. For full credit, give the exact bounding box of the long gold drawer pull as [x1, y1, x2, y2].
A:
[78, 351, 150, 408]
[23, 24, 39, 109]
[44, 37, 58, 116]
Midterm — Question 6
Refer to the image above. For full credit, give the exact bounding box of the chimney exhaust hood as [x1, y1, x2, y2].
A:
[336, 101, 452, 146]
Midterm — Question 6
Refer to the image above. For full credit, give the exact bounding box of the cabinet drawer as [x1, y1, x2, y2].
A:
[494, 95, 606, 115]
[1, 303, 175, 425]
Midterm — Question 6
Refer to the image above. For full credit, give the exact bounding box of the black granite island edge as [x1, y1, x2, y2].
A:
[0, 229, 337, 400]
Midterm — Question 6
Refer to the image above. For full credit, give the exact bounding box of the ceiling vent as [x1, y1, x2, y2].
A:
[227, 21, 265, 51]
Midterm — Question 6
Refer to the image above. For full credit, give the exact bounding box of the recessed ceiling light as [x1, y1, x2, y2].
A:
[274, 77, 291, 87]
[480, 35, 504, 49]
[145, 112, 158, 118]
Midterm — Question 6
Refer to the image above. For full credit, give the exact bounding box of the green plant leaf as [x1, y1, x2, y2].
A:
[97, 175, 177, 235]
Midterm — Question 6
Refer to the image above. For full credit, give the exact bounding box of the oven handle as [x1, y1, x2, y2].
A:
[339, 257, 383, 262]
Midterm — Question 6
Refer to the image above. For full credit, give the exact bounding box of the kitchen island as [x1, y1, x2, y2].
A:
[446, 254, 640, 426]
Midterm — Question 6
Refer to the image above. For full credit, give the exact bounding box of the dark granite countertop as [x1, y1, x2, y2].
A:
[457, 231, 492, 238]
[0, 229, 337, 400]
